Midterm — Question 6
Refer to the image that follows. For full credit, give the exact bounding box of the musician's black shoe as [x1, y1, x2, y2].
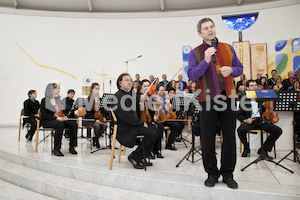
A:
[258, 148, 273, 160]
[175, 137, 182, 142]
[128, 154, 144, 169]
[165, 145, 177, 151]
[53, 149, 64, 157]
[204, 176, 219, 187]
[148, 152, 155, 159]
[242, 148, 250, 157]
[142, 159, 153, 166]
[69, 147, 77, 155]
[223, 177, 238, 189]
[92, 137, 101, 148]
[154, 151, 164, 158]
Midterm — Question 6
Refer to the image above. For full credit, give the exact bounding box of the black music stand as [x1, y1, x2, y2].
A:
[241, 90, 294, 173]
[172, 95, 192, 147]
[91, 93, 116, 154]
[176, 105, 202, 167]
[274, 91, 300, 164]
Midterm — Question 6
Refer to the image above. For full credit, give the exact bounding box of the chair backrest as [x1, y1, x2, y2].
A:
[77, 107, 87, 117]
[20, 108, 25, 116]
[37, 109, 42, 118]
[110, 107, 117, 122]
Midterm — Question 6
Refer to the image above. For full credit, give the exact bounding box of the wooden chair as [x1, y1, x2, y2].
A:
[35, 109, 69, 154]
[18, 109, 31, 141]
[76, 107, 95, 150]
[164, 126, 170, 143]
[109, 108, 146, 171]
[239, 129, 276, 158]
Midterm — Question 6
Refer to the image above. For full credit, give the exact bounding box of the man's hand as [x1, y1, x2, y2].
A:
[204, 47, 217, 63]
[56, 117, 64, 122]
[219, 66, 233, 78]
[244, 118, 255, 124]
[143, 122, 148, 128]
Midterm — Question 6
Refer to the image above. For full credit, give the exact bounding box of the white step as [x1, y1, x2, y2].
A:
[0, 158, 181, 200]
[0, 148, 299, 200]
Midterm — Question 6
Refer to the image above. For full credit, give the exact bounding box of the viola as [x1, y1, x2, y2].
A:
[166, 101, 176, 120]
[153, 101, 166, 123]
[140, 100, 152, 123]
[262, 101, 279, 124]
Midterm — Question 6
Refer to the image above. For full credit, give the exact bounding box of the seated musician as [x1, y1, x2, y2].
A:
[62, 89, 76, 138]
[84, 83, 108, 149]
[155, 84, 181, 150]
[237, 80, 282, 158]
[114, 73, 159, 169]
[139, 79, 164, 159]
[23, 90, 40, 141]
[167, 88, 185, 142]
[41, 83, 78, 156]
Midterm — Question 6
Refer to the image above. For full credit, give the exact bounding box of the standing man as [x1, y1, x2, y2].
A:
[255, 72, 262, 85]
[282, 71, 295, 91]
[267, 69, 277, 89]
[177, 74, 187, 91]
[62, 89, 76, 138]
[160, 74, 170, 91]
[188, 18, 243, 189]
[135, 74, 142, 86]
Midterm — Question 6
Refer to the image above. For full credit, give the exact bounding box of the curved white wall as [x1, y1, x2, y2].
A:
[0, 3, 299, 127]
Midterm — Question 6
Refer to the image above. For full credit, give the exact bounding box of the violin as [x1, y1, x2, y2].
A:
[166, 100, 176, 120]
[262, 101, 279, 124]
[54, 104, 65, 118]
[153, 101, 166, 123]
[94, 110, 103, 121]
[140, 100, 152, 123]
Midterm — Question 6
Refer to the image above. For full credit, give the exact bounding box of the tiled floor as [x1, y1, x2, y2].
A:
[0, 126, 299, 199]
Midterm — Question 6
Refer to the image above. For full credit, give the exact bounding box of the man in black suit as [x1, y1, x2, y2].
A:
[62, 89, 76, 138]
[282, 71, 295, 91]
[113, 73, 158, 169]
[267, 69, 277, 89]
[177, 74, 187, 91]
[237, 80, 282, 158]
[23, 90, 40, 141]
[236, 74, 246, 92]
[159, 74, 170, 91]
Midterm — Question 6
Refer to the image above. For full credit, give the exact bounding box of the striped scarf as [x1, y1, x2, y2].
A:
[194, 40, 236, 102]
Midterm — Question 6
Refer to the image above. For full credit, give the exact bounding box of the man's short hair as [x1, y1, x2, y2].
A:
[117, 73, 130, 89]
[271, 69, 277, 73]
[197, 18, 214, 33]
[246, 80, 256, 88]
[68, 89, 75, 94]
[156, 83, 165, 91]
[28, 90, 36, 97]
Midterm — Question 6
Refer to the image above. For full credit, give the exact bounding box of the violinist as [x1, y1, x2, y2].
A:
[237, 80, 282, 158]
[23, 90, 40, 142]
[139, 79, 164, 158]
[62, 89, 76, 138]
[41, 83, 78, 156]
[155, 84, 181, 150]
[84, 83, 108, 149]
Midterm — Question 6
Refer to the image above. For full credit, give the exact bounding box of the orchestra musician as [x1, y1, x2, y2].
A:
[23, 90, 40, 142]
[84, 83, 108, 149]
[139, 79, 164, 158]
[41, 83, 78, 156]
[155, 84, 181, 150]
[62, 89, 76, 138]
[113, 73, 158, 169]
[237, 80, 282, 158]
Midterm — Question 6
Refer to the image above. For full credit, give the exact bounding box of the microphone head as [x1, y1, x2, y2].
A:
[138, 55, 142, 58]
[211, 39, 217, 48]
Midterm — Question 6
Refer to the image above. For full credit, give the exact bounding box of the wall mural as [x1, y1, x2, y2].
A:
[268, 38, 300, 79]
[15, 42, 77, 80]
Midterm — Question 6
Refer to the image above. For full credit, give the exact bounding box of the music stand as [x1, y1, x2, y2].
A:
[241, 89, 294, 173]
[176, 95, 202, 167]
[172, 95, 192, 147]
[274, 91, 300, 164]
[91, 93, 116, 154]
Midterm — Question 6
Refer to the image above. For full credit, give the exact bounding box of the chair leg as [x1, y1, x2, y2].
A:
[142, 138, 146, 171]
[18, 118, 22, 141]
[51, 131, 54, 155]
[109, 125, 118, 170]
[166, 130, 170, 144]
[123, 146, 126, 156]
[118, 144, 122, 163]
[35, 121, 40, 153]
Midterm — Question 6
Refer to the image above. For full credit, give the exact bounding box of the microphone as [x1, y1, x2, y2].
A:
[137, 55, 142, 58]
[211, 39, 217, 63]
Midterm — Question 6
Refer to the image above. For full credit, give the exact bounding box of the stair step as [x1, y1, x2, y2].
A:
[0, 158, 181, 200]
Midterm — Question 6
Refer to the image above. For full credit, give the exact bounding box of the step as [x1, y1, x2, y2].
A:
[0, 158, 181, 200]
[0, 148, 299, 200]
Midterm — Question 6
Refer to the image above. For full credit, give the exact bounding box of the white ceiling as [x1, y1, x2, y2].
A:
[0, 0, 280, 13]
